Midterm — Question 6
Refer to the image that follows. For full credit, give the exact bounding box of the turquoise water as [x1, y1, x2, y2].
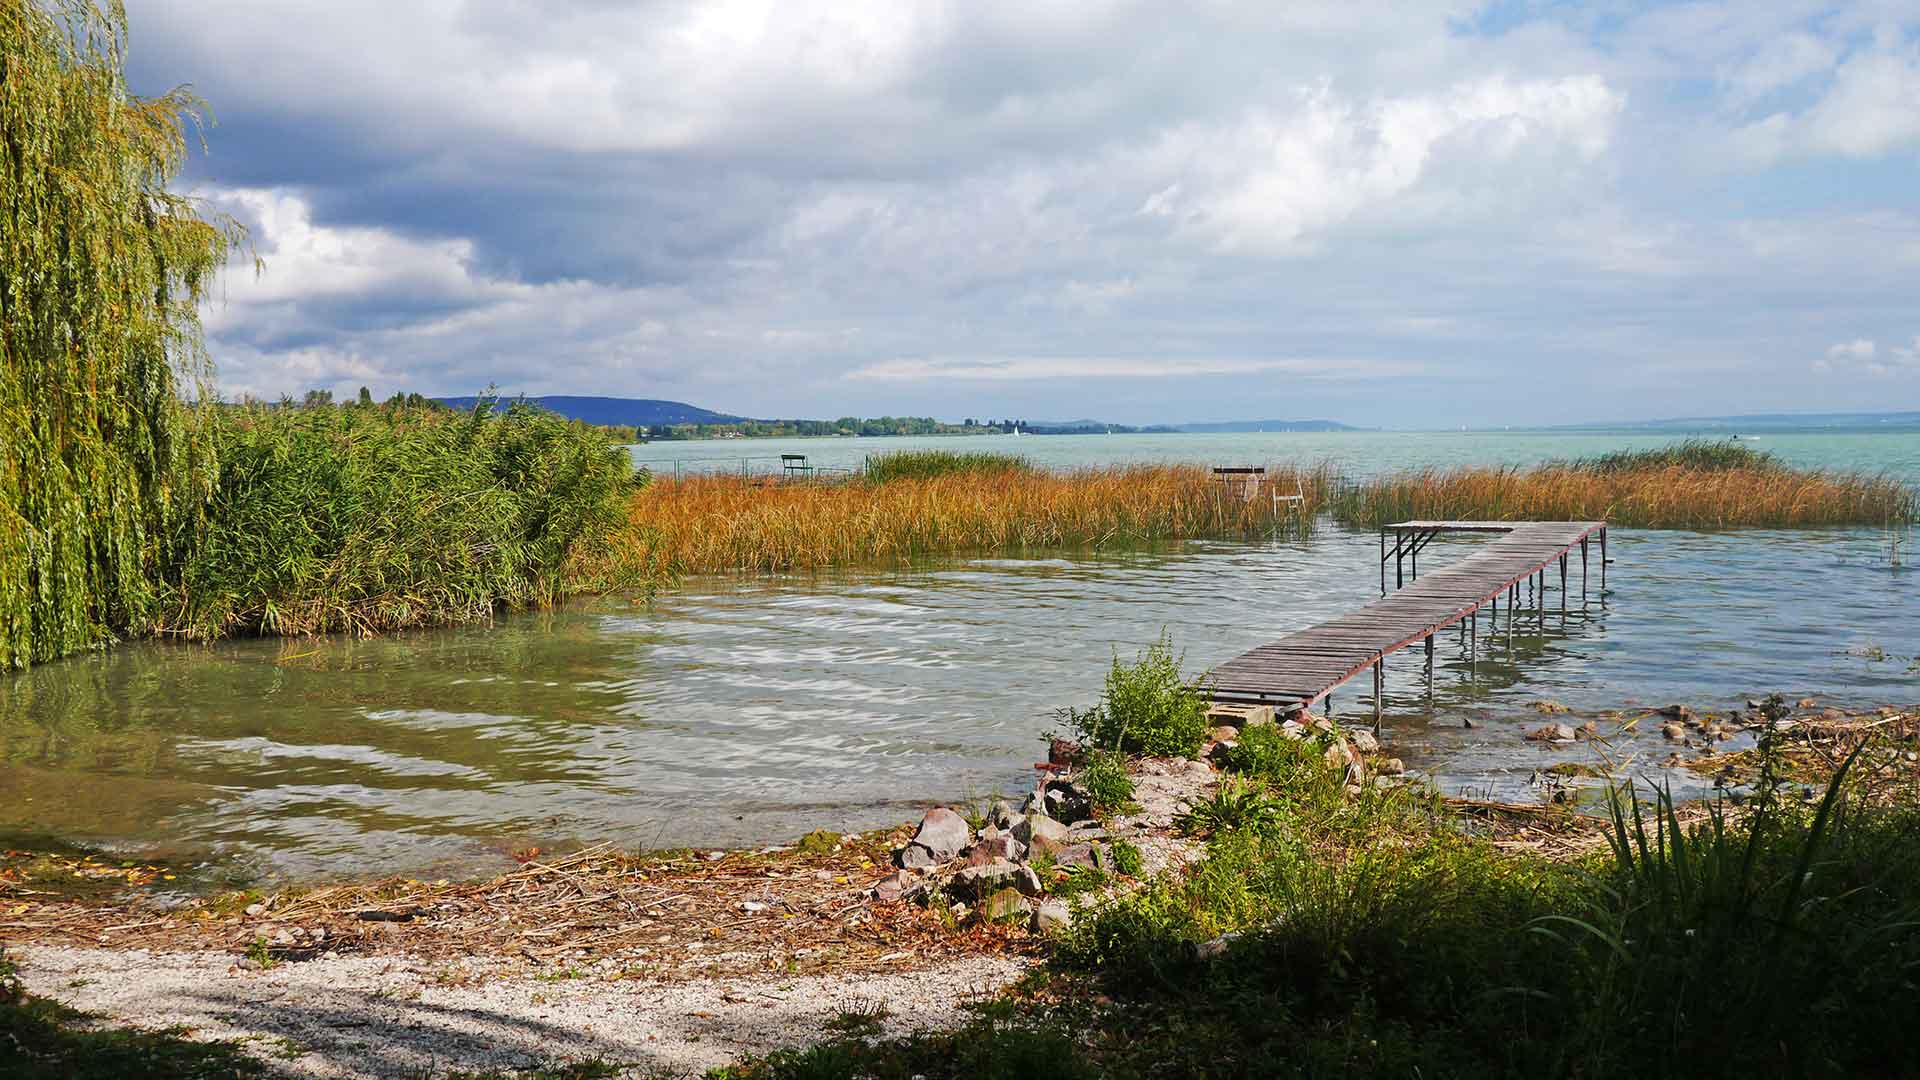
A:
[2, 431, 1917, 884]
[631, 430, 1920, 482]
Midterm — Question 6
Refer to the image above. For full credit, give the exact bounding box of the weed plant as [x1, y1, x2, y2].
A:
[863, 449, 1030, 483]
[1077, 749, 1136, 816]
[1175, 777, 1285, 837]
[737, 690, 1920, 1078]
[1061, 632, 1210, 758]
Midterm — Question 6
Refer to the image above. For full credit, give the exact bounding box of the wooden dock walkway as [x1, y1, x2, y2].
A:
[1204, 520, 1608, 723]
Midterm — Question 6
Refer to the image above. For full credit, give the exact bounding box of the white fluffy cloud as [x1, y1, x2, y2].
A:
[1817, 337, 1920, 378]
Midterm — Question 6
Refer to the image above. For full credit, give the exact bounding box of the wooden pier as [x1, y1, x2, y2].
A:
[1204, 520, 1608, 725]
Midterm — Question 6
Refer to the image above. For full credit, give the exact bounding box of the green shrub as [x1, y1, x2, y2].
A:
[161, 396, 634, 638]
[1109, 839, 1145, 877]
[862, 449, 1031, 484]
[1064, 632, 1210, 757]
[1078, 749, 1135, 816]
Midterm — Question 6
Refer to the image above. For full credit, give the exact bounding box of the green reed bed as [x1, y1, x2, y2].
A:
[159, 399, 639, 640]
[862, 449, 1032, 483]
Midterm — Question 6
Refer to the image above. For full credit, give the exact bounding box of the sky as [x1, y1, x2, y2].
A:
[129, 0, 1920, 428]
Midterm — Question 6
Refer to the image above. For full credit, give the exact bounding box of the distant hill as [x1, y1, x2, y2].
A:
[436, 395, 744, 426]
[1175, 419, 1362, 433]
[1558, 410, 1920, 433]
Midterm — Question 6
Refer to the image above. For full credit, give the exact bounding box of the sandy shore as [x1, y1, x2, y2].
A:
[9, 943, 1027, 1077]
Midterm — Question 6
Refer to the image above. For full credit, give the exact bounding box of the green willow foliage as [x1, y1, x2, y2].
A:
[1, 0, 237, 668]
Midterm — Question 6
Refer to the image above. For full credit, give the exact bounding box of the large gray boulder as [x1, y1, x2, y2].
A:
[896, 843, 939, 871]
[981, 887, 1032, 925]
[1013, 813, 1071, 850]
[1031, 900, 1072, 934]
[910, 807, 971, 863]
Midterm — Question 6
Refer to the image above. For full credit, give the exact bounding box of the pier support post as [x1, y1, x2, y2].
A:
[1372, 660, 1383, 732]
[1379, 530, 1386, 597]
[1581, 538, 1589, 608]
[1424, 634, 1435, 708]
[1601, 527, 1608, 596]
[1560, 553, 1568, 625]
[1468, 608, 1477, 684]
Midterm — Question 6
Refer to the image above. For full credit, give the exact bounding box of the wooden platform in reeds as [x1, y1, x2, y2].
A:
[1203, 520, 1607, 717]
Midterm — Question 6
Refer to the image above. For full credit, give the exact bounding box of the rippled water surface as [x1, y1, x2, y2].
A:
[5, 523, 1916, 884]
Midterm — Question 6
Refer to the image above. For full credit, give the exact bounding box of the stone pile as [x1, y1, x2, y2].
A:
[1205, 704, 1407, 789]
[870, 774, 1109, 933]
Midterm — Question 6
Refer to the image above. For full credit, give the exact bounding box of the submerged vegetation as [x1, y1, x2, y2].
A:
[617, 462, 1329, 576]
[1329, 443, 1913, 530]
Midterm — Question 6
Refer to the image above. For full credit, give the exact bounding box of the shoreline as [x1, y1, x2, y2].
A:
[15, 698, 1912, 1075]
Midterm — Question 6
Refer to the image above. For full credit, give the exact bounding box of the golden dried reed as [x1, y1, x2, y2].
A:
[606, 464, 1331, 575]
[1328, 464, 1915, 530]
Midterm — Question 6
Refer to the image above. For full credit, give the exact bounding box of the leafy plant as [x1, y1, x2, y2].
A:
[1176, 777, 1285, 837]
[1064, 632, 1211, 758]
[1077, 749, 1136, 817]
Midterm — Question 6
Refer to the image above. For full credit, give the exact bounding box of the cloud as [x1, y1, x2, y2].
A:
[1729, 28, 1920, 164]
[1122, 75, 1623, 255]
[1817, 337, 1920, 378]
[114, 1, 1920, 424]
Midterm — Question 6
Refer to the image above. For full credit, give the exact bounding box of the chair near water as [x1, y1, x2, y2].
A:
[1211, 466, 1304, 520]
[780, 454, 814, 480]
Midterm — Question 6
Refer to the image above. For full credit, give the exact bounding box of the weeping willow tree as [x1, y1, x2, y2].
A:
[1, 0, 238, 667]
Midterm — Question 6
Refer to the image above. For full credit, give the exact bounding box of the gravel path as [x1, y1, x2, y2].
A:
[10, 944, 1028, 1077]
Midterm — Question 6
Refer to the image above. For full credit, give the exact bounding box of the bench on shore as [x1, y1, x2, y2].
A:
[1211, 466, 1305, 516]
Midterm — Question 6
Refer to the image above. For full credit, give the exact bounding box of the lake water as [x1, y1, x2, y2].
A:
[3, 431, 1918, 885]
[631, 429, 1920, 481]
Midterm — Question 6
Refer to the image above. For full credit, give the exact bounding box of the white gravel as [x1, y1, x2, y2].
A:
[10, 944, 1029, 1077]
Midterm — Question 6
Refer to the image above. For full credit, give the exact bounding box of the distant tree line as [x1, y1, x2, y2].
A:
[259, 394, 1172, 443]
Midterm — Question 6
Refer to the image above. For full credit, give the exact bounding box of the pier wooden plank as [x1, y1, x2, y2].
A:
[1203, 520, 1606, 710]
